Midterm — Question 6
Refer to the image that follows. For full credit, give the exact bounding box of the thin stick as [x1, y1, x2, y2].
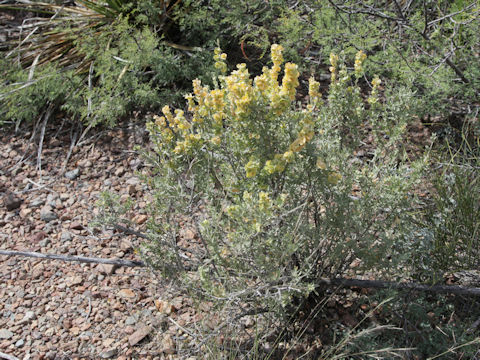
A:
[0, 250, 146, 267]
[0, 352, 20, 360]
[36, 103, 53, 173]
[3, 250, 480, 297]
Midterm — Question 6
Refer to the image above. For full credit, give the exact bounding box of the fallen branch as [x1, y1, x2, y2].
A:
[318, 277, 480, 297]
[2, 249, 480, 297]
[0, 250, 145, 267]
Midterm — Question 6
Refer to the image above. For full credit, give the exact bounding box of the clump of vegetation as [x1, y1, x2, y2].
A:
[126, 45, 425, 347]
[0, 0, 217, 128]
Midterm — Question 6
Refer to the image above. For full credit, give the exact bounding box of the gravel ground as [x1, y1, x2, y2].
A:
[0, 123, 198, 359]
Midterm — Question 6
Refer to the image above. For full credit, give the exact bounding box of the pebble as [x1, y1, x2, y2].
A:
[39, 238, 50, 247]
[128, 326, 152, 346]
[40, 206, 58, 222]
[125, 316, 136, 326]
[15, 338, 25, 347]
[30, 197, 45, 208]
[0, 329, 13, 339]
[100, 348, 118, 358]
[60, 231, 73, 242]
[65, 168, 80, 180]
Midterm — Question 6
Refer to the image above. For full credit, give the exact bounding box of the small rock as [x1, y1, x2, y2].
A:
[129, 159, 142, 170]
[120, 239, 132, 251]
[0, 329, 13, 339]
[128, 326, 151, 346]
[60, 212, 73, 221]
[100, 348, 117, 359]
[126, 177, 140, 186]
[15, 338, 25, 347]
[79, 160, 93, 168]
[118, 289, 136, 299]
[96, 263, 117, 275]
[19, 208, 33, 218]
[40, 206, 57, 222]
[66, 276, 83, 287]
[4, 193, 22, 211]
[65, 168, 80, 180]
[114, 167, 125, 177]
[180, 228, 195, 240]
[70, 221, 83, 230]
[154, 300, 175, 315]
[30, 197, 45, 208]
[244, 317, 255, 328]
[60, 231, 73, 242]
[102, 338, 115, 348]
[39, 238, 50, 247]
[134, 214, 148, 225]
[162, 334, 176, 354]
[125, 316, 136, 326]
[123, 326, 135, 335]
[46, 194, 59, 207]
[23, 311, 36, 322]
[31, 231, 48, 242]
[45, 351, 57, 360]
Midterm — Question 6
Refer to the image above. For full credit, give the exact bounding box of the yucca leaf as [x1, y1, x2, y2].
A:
[76, 0, 117, 18]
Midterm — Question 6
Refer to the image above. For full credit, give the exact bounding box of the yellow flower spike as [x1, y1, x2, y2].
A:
[245, 158, 260, 178]
[327, 172, 342, 185]
[258, 191, 270, 210]
[316, 158, 327, 170]
[153, 115, 166, 127]
[372, 76, 381, 87]
[329, 53, 339, 68]
[212, 112, 224, 124]
[283, 151, 294, 163]
[354, 50, 367, 77]
[264, 160, 276, 174]
[254, 74, 268, 93]
[290, 137, 306, 153]
[211, 136, 221, 145]
[308, 77, 321, 105]
[271, 44, 284, 67]
[280, 63, 299, 100]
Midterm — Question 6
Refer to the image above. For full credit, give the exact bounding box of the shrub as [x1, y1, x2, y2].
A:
[268, 1, 480, 125]
[0, 59, 83, 127]
[0, 17, 215, 127]
[138, 45, 423, 329]
[0, 1, 215, 128]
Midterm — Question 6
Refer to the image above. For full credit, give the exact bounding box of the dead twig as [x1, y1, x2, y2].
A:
[0, 250, 146, 267]
[3, 251, 480, 297]
[36, 102, 53, 173]
[0, 351, 20, 360]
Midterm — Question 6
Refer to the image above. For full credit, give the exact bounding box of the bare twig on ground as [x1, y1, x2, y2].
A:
[0, 351, 20, 360]
[0, 250, 146, 267]
[36, 102, 53, 173]
[3, 251, 480, 296]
